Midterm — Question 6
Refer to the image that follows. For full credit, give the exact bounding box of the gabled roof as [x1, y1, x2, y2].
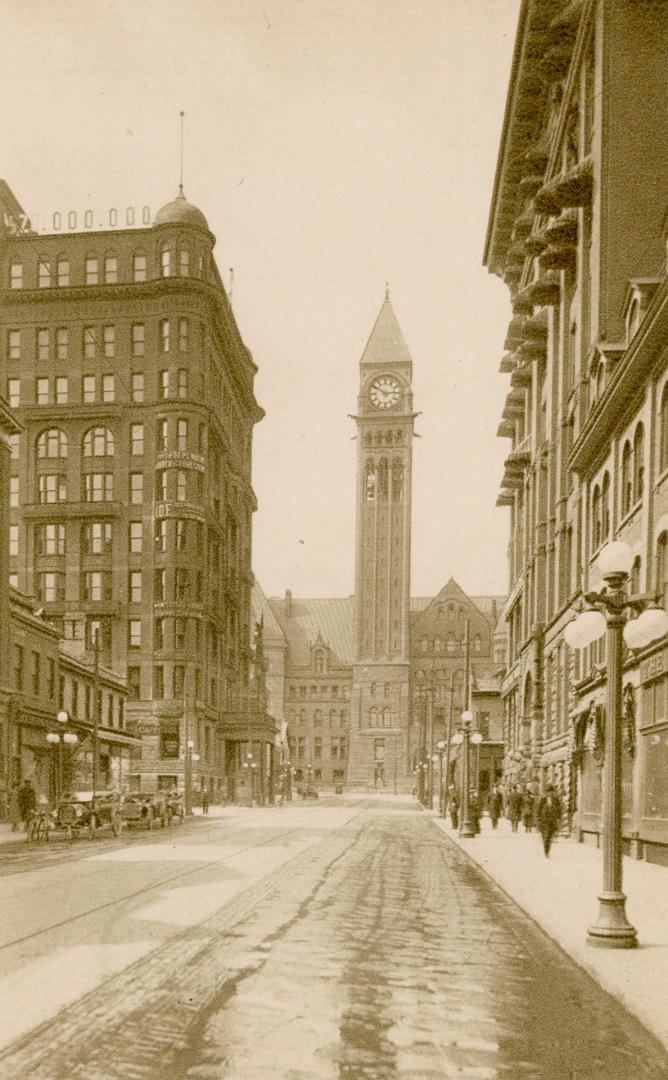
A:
[410, 579, 505, 625]
[268, 597, 355, 668]
[251, 580, 286, 645]
[360, 293, 413, 367]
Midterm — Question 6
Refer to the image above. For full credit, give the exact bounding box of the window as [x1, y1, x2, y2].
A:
[179, 318, 188, 352]
[8, 434, 18, 458]
[83, 472, 113, 501]
[38, 428, 67, 458]
[8, 330, 20, 360]
[83, 375, 96, 403]
[656, 533, 668, 610]
[177, 419, 188, 452]
[83, 427, 114, 457]
[157, 470, 168, 501]
[127, 425, 143, 459]
[102, 374, 115, 402]
[155, 519, 167, 552]
[160, 319, 170, 352]
[83, 571, 111, 601]
[129, 521, 143, 553]
[160, 246, 171, 278]
[37, 328, 49, 361]
[174, 666, 185, 699]
[47, 658, 56, 700]
[56, 377, 68, 404]
[157, 418, 168, 451]
[591, 485, 601, 552]
[176, 519, 187, 551]
[39, 572, 65, 602]
[39, 474, 66, 503]
[153, 666, 165, 698]
[84, 326, 97, 359]
[10, 477, 19, 507]
[38, 257, 51, 288]
[103, 326, 115, 358]
[131, 323, 145, 357]
[179, 249, 190, 276]
[159, 370, 169, 399]
[82, 522, 112, 554]
[57, 260, 70, 287]
[175, 568, 188, 600]
[85, 257, 98, 285]
[446, 633, 456, 655]
[621, 442, 632, 517]
[176, 470, 187, 501]
[630, 557, 641, 595]
[128, 571, 142, 603]
[633, 423, 644, 505]
[36, 377, 49, 405]
[9, 525, 18, 556]
[133, 253, 146, 282]
[128, 667, 141, 700]
[601, 472, 611, 541]
[128, 620, 142, 648]
[473, 634, 482, 655]
[132, 373, 144, 402]
[54, 328, 69, 361]
[7, 378, 19, 407]
[154, 568, 166, 601]
[10, 262, 22, 289]
[130, 472, 143, 504]
[154, 617, 165, 649]
[175, 618, 186, 649]
[178, 369, 188, 399]
[104, 255, 118, 284]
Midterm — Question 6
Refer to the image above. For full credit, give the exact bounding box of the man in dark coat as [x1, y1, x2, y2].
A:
[17, 778, 36, 828]
[522, 789, 535, 833]
[449, 787, 459, 829]
[489, 786, 503, 829]
[469, 790, 481, 834]
[507, 785, 523, 832]
[537, 785, 562, 857]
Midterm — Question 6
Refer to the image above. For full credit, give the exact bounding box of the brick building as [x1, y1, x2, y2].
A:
[485, 1, 668, 861]
[0, 180, 264, 799]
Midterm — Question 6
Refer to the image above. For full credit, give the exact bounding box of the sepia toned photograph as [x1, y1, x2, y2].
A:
[0, 1, 667, 1077]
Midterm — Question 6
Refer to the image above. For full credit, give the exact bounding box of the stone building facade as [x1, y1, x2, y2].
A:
[485, 0, 668, 861]
[0, 179, 264, 799]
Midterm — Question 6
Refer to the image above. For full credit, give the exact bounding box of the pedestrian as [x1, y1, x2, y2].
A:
[469, 790, 481, 834]
[201, 786, 209, 814]
[537, 784, 562, 857]
[522, 788, 535, 833]
[7, 782, 21, 831]
[449, 787, 459, 829]
[507, 784, 522, 833]
[489, 785, 503, 829]
[17, 778, 36, 829]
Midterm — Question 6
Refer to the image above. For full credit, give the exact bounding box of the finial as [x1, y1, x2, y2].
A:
[179, 111, 185, 196]
[385, 281, 390, 302]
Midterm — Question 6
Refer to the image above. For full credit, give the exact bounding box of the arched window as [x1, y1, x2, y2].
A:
[369, 706, 378, 727]
[83, 427, 114, 457]
[314, 650, 324, 674]
[633, 423, 644, 505]
[656, 533, 668, 610]
[591, 484, 602, 551]
[601, 472, 611, 541]
[365, 460, 375, 502]
[392, 460, 404, 500]
[661, 385, 668, 474]
[370, 682, 377, 697]
[434, 636, 443, 654]
[179, 248, 190, 277]
[446, 633, 456, 655]
[630, 556, 641, 595]
[330, 709, 337, 723]
[473, 634, 482, 654]
[299, 709, 307, 725]
[420, 636, 428, 654]
[377, 459, 388, 499]
[160, 245, 171, 278]
[621, 441, 632, 516]
[37, 428, 67, 459]
[382, 706, 391, 727]
[364, 433, 372, 446]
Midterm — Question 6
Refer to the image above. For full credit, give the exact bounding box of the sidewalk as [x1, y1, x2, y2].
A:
[430, 811, 668, 1052]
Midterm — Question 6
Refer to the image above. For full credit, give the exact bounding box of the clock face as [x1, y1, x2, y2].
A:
[370, 376, 400, 410]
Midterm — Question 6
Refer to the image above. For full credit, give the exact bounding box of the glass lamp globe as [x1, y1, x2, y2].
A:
[63, 732, 78, 745]
[436, 739, 446, 751]
[56, 710, 68, 725]
[471, 732, 483, 745]
[597, 540, 634, 577]
[46, 732, 60, 744]
[564, 620, 587, 648]
[191, 753, 200, 762]
[451, 732, 464, 746]
[623, 618, 645, 649]
[634, 607, 668, 646]
[461, 710, 474, 725]
[574, 609, 607, 645]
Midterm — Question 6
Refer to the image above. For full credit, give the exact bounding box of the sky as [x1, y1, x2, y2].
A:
[1, 0, 520, 600]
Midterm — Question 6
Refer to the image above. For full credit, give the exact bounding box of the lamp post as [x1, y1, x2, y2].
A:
[435, 739, 446, 815]
[471, 730, 483, 797]
[452, 710, 475, 838]
[46, 711, 78, 804]
[564, 540, 668, 949]
[181, 738, 199, 815]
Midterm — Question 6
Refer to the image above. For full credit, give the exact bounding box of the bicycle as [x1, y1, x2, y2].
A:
[26, 807, 51, 843]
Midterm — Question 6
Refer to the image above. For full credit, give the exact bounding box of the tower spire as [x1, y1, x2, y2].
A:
[178, 110, 185, 196]
[385, 281, 390, 302]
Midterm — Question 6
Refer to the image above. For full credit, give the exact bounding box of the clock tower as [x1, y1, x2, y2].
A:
[348, 290, 415, 788]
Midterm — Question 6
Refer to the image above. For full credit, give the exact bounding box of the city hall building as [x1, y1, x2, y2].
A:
[255, 295, 505, 793]
[0, 179, 271, 800]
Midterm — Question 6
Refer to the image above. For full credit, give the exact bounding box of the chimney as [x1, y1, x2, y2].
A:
[285, 589, 292, 617]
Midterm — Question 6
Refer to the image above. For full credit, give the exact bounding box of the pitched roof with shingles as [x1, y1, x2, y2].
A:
[268, 597, 355, 668]
[251, 580, 285, 644]
[360, 295, 413, 367]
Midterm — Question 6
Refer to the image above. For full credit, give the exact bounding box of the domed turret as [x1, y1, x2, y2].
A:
[154, 186, 209, 231]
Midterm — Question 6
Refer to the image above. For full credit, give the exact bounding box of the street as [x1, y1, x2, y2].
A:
[0, 797, 666, 1080]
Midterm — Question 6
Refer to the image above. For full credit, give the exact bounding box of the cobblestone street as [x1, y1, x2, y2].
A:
[0, 798, 666, 1079]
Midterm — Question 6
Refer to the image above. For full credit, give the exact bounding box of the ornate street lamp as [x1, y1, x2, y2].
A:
[434, 740, 447, 816]
[47, 711, 79, 803]
[452, 710, 475, 838]
[564, 539, 668, 948]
